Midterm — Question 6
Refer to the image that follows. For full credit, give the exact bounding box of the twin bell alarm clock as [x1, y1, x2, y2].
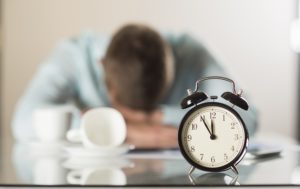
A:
[178, 76, 249, 175]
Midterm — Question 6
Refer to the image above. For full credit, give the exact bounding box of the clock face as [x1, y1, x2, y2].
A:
[178, 102, 248, 171]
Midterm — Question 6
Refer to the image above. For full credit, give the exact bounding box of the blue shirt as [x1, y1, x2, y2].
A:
[12, 32, 258, 141]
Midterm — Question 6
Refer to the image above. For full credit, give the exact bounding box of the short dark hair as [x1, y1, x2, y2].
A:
[103, 24, 169, 112]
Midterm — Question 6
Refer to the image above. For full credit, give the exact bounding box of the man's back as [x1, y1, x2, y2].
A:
[12, 31, 257, 141]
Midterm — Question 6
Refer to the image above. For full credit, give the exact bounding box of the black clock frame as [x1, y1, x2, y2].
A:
[178, 102, 249, 173]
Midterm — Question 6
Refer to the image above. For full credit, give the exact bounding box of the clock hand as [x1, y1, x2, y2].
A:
[210, 119, 217, 140]
[201, 116, 212, 136]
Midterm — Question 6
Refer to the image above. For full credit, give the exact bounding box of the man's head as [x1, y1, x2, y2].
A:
[103, 24, 174, 113]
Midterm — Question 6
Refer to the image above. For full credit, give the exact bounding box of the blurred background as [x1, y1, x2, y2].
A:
[0, 0, 299, 149]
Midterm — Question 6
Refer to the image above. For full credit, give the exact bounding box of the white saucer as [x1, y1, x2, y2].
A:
[63, 144, 135, 158]
[62, 156, 134, 170]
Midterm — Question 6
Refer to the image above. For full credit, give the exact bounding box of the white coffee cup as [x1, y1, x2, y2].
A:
[67, 168, 126, 185]
[66, 107, 126, 148]
[32, 105, 78, 142]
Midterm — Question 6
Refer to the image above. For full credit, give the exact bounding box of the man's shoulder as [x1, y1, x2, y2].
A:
[52, 31, 110, 65]
[163, 33, 208, 67]
[163, 33, 205, 49]
[65, 31, 109, 53]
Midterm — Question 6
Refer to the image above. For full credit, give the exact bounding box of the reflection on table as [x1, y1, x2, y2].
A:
[7, 139, 300, 187]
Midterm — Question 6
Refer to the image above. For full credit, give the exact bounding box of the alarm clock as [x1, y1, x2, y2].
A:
[178, 76, 249, 175]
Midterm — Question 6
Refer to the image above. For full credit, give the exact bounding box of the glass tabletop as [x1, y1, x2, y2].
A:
[0, 140, 300, 187]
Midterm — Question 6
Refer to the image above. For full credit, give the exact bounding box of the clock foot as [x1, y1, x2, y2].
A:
[188, 166, 195, 175]
[231, 165, 239, 175]
[188, 174, 196, 185]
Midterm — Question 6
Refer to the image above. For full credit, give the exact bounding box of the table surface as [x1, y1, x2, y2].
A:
[0, 136, 300, 187]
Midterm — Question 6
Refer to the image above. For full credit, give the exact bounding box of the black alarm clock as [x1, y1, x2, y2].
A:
[178, 76, 249, 175]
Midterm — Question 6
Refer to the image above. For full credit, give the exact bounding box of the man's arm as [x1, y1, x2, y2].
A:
[161, 34, 258, 136]
[12, 40, 81, 141]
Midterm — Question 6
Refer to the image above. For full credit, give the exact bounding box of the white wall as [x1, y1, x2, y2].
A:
[1, 0, 298, 143]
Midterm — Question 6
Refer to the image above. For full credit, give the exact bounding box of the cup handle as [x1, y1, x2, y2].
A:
[63, 105, 81, 129]
[66, 129, 81, 143]
[67, 170, 82, 184]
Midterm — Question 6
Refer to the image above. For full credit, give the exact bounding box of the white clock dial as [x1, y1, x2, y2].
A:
[180, 103, 247, 170]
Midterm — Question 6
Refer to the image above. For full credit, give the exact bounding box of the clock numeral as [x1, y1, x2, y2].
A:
[223, 114, 225, 121]
[231, 146, 235, 151]
[187, 135, 192, 141]
[191, 146, 195, 152]
[234, 134, 239, 141]
[192, 123, 198, 130]
[210, 112, 216, 119]
[200, 153, 204, 160]
[231, 122, 236, 129]
[224, 153, 228, 161]
[211, 156, 215, 163]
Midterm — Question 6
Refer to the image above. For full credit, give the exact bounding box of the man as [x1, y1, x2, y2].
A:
[12, 24, 258, 148]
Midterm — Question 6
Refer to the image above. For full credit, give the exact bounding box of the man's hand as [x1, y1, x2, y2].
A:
[126, 122, 178, 149]
[113, 103, 178, 149]
[114, 103, 163, 124]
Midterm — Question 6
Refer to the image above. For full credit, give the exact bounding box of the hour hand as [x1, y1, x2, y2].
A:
[210, 119, 217, 140]
[201, 116, 212, 136]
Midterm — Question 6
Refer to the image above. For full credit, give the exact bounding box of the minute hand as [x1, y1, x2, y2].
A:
[201, 116, 212, 136]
